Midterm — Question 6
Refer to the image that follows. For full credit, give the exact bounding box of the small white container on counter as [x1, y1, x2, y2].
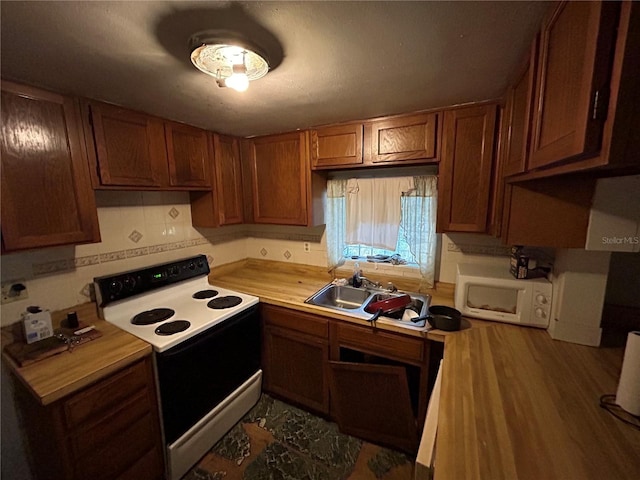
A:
[22, 309, 53, 344]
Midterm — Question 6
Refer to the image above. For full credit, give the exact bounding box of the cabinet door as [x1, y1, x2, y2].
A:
[311, 124, 363, 168]
[0, 81, 100, 251]
[328, 361, 417, 453]
[437, 104, 497, 233]
[263, 325, 329, 415]
[88, 102, 169, 187]
[248, 131, 310, 225]
[503, 39, 538, 177]
[371, 113, 437, 163]
[213, 134, 244, 225]
[165, 121, 211, 188]
[528, 1, 619, 169]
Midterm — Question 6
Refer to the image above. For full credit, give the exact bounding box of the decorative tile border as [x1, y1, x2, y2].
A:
[32, 259, 72, 276]
[125, 247, 149, 258]
[100, 250, 127, 263]
[447, 242, 510, 256]
[247, 231, 322, 243]
[30, 225, 323, 277]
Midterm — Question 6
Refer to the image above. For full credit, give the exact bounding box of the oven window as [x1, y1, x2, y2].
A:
[155, 305, 260, 444]
[466, 285, 518, 314]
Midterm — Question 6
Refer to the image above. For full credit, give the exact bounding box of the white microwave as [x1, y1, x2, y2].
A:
[455, 263, 552, 328]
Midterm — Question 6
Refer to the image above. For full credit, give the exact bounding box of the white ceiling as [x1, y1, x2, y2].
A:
[1, 1, 548, 137]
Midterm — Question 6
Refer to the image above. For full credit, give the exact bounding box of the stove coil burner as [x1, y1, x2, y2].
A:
[192, 289, 218, 300]
[207, 296, 242, 309]
[155, 320, 191, 335]
[131, 308, 175, 325]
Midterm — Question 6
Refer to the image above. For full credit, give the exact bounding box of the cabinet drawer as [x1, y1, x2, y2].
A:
[117, 446, 164, 480]
[69, 389, 152, 458]
[73, 412, 158, 480]
[335, 323, 424, 364]
[62, 360, 148, 429]
[261, 304, 328, 338]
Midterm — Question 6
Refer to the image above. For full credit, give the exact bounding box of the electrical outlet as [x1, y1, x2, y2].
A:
[1, 280, 28, 304]
[304, 242, 311, 252]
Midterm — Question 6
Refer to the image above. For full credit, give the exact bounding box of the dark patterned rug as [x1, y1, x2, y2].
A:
[182, 394, 414, 480]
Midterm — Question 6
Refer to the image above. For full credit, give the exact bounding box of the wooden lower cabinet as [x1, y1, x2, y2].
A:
[261, 305, 330, 415]
[13, 357, 164, 480]
[329, 322, 429, 454]
[260, 304, 430, 454]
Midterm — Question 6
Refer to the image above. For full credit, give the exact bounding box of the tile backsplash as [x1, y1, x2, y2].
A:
[0, 192, 514, 326]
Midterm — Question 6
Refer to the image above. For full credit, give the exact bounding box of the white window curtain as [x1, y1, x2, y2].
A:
[326, 175, 438, 288]
[326, 178, 348, 272]
[401, 176, 438, 288]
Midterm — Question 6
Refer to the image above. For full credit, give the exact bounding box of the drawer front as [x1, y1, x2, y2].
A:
[117, 446, 164, 480]
[69, 389, 152, 458]
[261, 304, 329, 338]
[73, 412, 158, 480]
[62, 359, 149, 429]
[336, 323, 424, 364]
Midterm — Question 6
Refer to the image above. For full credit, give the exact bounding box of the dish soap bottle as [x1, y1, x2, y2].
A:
[352, 262, 362, 288]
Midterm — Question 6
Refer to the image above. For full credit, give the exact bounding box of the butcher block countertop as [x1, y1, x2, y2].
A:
[1, 302, 152, 405]
[436, 325, 640, 480]
[209, 258, 491, 340]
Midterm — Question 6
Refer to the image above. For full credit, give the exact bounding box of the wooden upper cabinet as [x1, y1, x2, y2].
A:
[310, 123, 363, 169]
[247, 131, 323, 226]
[0, 81, 100, 251]
[213, 134, 244, 225]
[165, 121, 211, 188]
[190, 134, 243, 227]
[437, 104, 497, 233]
[503, 38, 538, 177]
[528, 1, 620, 170]
[370, 112, 437, 163]
[86, 101, 169, 187]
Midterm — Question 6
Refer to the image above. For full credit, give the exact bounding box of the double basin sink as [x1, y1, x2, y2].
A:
[304, 283, 431, 330]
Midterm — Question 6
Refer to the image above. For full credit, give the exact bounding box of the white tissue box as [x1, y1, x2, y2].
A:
[22, 310, 53, 344]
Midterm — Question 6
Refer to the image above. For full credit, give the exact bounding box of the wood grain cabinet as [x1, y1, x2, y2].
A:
[84, 101, 217, 191]
[261, 305, 330, 415]
[84, 101, 170, 188]
[328, 322, 429, 454]
[191, 134, 244, 227]
[369, 112, 438, 163]
[245, 131, 325, 226]
[437, 104, 498, 233]
[0, 81, 100, 252]
[528, 0, 620, 170]
[502, 39, 538, 178]
[310, 123, 363, 169]
[165, 121, 211, 188]
[13, 357, 164, 480]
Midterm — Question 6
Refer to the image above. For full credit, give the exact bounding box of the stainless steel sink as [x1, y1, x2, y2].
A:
[305, 284, 370, 310]
[305, 282, 431, 330]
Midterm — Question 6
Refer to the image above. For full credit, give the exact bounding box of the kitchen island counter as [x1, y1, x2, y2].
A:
[1, 302, 152, 405]
[436, 324, 640, 479]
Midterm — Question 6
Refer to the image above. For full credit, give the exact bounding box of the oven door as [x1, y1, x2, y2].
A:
[155, 304, 260, 445]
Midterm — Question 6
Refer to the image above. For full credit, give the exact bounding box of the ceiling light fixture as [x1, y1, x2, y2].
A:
[189, 32, 269, 92]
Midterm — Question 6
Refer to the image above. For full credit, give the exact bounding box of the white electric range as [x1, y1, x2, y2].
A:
[94, 255, 261, 480]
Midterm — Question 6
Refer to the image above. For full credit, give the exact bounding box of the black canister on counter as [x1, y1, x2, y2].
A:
[64, 311, 79, 329]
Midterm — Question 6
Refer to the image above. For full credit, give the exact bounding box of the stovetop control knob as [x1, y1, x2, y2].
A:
[123, 276, 136, 291]
[197, 260, 205, 269]
[109, 280, 123, 295]
[188, 262, 196, 270]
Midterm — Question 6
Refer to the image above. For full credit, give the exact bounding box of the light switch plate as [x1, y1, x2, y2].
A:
[1, 280, 28, 304]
